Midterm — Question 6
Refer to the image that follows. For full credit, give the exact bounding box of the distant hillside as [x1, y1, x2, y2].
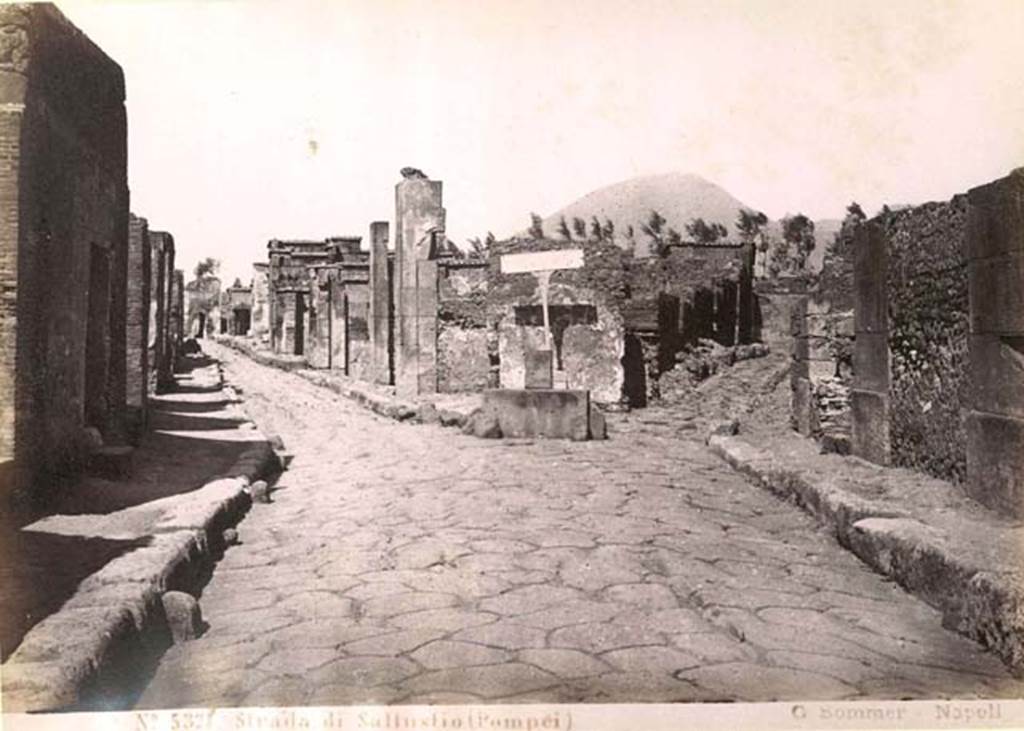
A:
[534, 172, 840, 269]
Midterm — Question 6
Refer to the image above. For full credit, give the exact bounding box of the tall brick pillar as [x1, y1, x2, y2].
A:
[851, 220, 891, 464]
[393, 176, 444, 397]
[125, 214, 151, 438]
[965, 169, 1024, 516]
[369, 221, 391, 384]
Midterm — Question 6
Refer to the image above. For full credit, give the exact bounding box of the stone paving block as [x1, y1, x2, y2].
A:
[243, 676, 310, 706]
[679, 661, 858, 701]
[601, 582, 679, 609]
[308, 656, 420, 688]
[275, 591, 355, 619]
[308, 683, 406, 705]
[341, 628, 445, 656]
[514, 600, 620, 630]
[668, 632, 757, 664]
[399, 663, 559, 699]
[548, 622, 666, 654]
[409, 640, 511, 669]
[600, 645, 701, 675]
[450, 622, 549, 651]
[515, 648, 612, 678]
[360, 591, 460, 618]
[255, 647, 339, 676]
[160, 638, 271, 674]
[479, 585, 585, 615]
[763, 650, 885, 685]
[585, 671, 721, 703]
[389, 608, 499, 632]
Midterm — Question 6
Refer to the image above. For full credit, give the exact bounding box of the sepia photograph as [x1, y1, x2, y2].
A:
[1, 0, 1023, 728]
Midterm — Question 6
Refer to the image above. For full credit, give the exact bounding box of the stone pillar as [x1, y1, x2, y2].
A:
[252, 262, 269, 340]
[965, 169, 1024, 516]
[125, 214, 150, 437]
[149, 236, 166, 395]
[369, 221, 391, 384]
[394, 177, 444, 397]
[416, 260, 439, 394]
[171, 269, 184, 351]
[851, 220, 890, 464]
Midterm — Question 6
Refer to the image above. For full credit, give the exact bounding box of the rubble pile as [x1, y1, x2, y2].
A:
[658, 339, 770, 402]
[813, 376, 851, 454]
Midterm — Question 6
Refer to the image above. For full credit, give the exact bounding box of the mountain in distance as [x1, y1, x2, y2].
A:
[537, 171, 839, 270]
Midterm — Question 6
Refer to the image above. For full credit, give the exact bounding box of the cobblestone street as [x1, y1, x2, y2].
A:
[135, 344, 1020, 707]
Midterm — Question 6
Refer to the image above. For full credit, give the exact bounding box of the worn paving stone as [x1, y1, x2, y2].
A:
[679, 661, 860, 701]
[255, 647, 339, 675]
[400, 663, 559, 698]
[307, 656, 420, 688]
[341, 628, 445, 656]
[133, 344, 1023, 706]
[516, 648, 612, 678]
[409, 640, 511, 669]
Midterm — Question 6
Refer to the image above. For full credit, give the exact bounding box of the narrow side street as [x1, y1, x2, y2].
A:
[134, 344, 1019, 706]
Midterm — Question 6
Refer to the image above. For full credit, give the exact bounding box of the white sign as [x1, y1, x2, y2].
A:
[500, 248, 584, 274]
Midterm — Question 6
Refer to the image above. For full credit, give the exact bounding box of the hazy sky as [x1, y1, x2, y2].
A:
[60, 0, 1024, 285]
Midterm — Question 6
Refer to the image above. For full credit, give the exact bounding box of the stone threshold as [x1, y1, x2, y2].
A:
[708, 431, 1024, 677]
[0, 382, 281, 712]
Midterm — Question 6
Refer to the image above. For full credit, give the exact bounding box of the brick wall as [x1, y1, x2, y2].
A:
[0, 3, 128, 505]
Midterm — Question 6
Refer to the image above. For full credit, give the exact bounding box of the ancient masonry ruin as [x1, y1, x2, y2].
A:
[247, 171, 757, 410]
[0, 4, 184, 510]
[790, 169, 1024, 518]
[220, 279, 253, 336]
[0, 4, 128, 502]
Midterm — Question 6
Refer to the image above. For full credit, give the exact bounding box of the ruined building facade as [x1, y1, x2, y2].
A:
[0, 4, 129, 503]
[242, 172, 756, 410]
[788, 168, 1024, 518]
[220, 280, 253, 336]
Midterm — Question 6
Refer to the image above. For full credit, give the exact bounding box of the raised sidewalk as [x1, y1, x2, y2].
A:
[0, 354, 279, 712]
[709, 430, 1024, 676]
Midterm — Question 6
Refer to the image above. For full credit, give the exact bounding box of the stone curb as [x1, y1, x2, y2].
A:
[708, 433, 1024, 677]
[0, 371, 282, 712]
[214, 335, 473, 429]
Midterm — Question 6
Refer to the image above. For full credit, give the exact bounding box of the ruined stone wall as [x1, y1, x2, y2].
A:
[221, 286, 252, 336]
[853, 199, 969, 479]
[623, 244, 754, 405]
[0, 4, 128, 502]
[488, 238, 628, 405]
[437, 261, 491, 393]
[754, 277, 810, 347]
[886, 198, 970, 482]
[266, 241, 335, 356]
[852, 177, 1024, 517]
[791, 222, 856, 449]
